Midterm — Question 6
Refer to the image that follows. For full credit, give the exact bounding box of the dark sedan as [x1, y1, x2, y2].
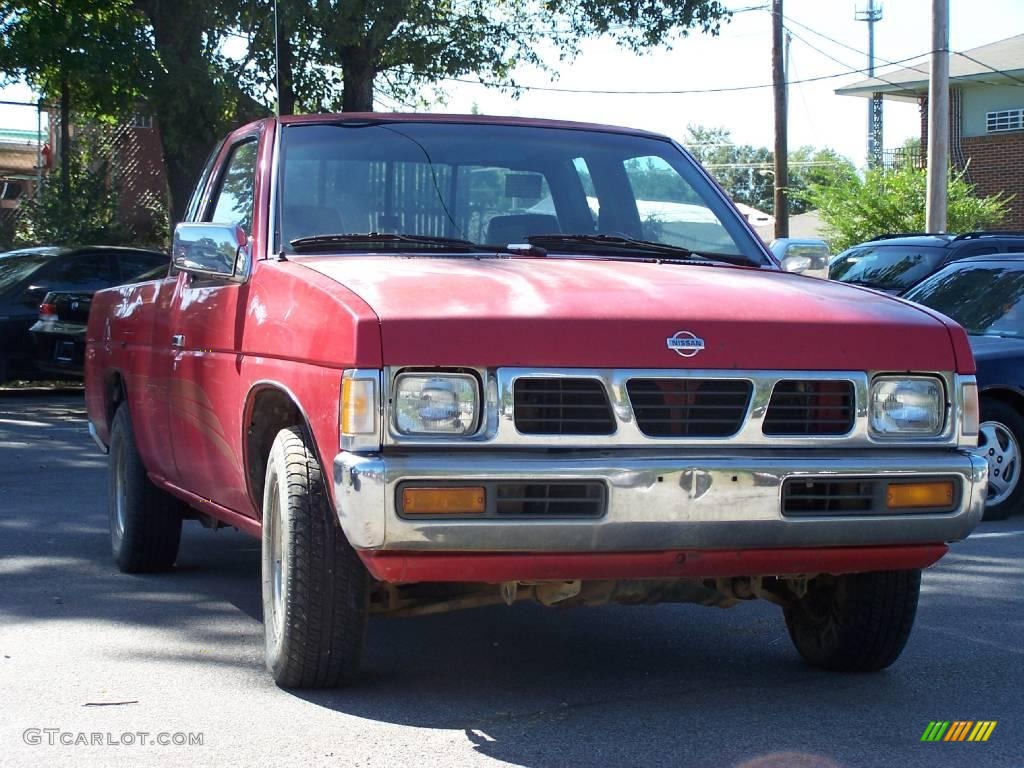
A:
[30, 263, 168, 377]
[903, 253, 1024, 519]
[0, 246, 166, 381]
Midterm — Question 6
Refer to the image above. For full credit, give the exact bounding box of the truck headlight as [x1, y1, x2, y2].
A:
[870, 376, 944, 436]
[394, 372, 479, 436]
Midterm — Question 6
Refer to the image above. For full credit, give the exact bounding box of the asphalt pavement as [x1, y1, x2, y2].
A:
[1, 393, 1022, 768]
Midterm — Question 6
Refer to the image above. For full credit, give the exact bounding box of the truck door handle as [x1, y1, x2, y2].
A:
[171, 334, 185, 347]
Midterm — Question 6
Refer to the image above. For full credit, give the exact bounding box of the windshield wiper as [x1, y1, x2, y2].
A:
[524, 234, 733, 264]
[290, 232, 479, 252]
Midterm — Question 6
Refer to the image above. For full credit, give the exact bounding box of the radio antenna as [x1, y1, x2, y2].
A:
[272, 0, 281, 116]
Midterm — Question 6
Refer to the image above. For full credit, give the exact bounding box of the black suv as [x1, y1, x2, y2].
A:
[829, 232, 1024, 294]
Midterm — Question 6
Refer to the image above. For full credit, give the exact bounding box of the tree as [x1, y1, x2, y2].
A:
[685, 125, 774, 212]
[0, 0, 154, 203]
[14, 132, 135, 246]
[228, 1, 730, 114]
[799, 164, 1011, 252]
[684, 126, 855, 215]
[133, 0, 270, 221]
[786, 146, 856, 215]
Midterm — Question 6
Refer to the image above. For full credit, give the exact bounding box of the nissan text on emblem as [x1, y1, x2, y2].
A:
[667, 330, 706, 358]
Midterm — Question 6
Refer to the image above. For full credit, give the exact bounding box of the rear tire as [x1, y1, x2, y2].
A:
[108, 405, 183, 573]
[261, 425, 368, 688]
[784, 569, 920, 672]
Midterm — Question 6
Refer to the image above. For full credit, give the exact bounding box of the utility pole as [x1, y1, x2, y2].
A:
[925, 0, 949, 232]
[856, 1, 884, 167]
[772, 0, 789, 239]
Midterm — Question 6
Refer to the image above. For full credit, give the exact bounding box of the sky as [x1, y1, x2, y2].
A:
[2, 0, 1023, 168]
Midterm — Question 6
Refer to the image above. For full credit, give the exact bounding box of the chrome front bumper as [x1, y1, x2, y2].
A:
[331, 450, 987, 552]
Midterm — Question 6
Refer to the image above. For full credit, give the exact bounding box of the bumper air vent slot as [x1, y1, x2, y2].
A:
[495, 481, 606, 518]
[783, 478, 877, 515]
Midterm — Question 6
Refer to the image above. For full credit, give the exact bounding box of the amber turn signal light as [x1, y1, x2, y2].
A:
[402, 487, 486, 515]
[886, 481, 954, 509]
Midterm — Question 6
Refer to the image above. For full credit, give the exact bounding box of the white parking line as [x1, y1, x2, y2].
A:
[969, 530, 1024, 539]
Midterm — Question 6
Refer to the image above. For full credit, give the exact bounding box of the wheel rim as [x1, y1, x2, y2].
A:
[267, 475, 285, 639]
[112, 441, 126, 540]
[975, 420, 1021, 506]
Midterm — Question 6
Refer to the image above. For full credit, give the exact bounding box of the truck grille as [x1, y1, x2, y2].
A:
[514, 378, 615, 435]
[763, 380, 855, 436]
[626, 378, 753, 437]
[782, 479, 876, 515]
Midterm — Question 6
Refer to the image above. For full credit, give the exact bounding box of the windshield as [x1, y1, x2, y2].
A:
[276, 121, 767, 265]
[904, 263, 1024, 338]
[829, 244, 947, 291]
[0, 251, 54, 296]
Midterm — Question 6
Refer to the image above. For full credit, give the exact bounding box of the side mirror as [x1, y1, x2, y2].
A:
[781, 254, 813, 274]
[172, 223, 248, 280]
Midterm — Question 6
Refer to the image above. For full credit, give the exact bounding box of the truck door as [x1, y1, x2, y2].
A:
[167, 130, 265, 516]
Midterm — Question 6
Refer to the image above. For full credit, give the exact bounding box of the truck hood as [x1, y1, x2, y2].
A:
[298, 255, 959, 371]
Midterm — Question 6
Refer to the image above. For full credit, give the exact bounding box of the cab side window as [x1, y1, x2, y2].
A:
[183, 140, 225, 223]
[208, 140, 258, 234]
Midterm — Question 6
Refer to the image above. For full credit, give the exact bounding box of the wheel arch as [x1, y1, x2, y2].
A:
[103, 368, 128, 430]
[979, 385, 1024, 416]
[242, 380, 328, 518]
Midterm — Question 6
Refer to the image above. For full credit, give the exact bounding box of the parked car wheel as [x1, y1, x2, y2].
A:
[261, 425, 368, 688]
[108, 405, 184, 573]
[974, 398, 1024, 521]
[783, 569, 920, 672]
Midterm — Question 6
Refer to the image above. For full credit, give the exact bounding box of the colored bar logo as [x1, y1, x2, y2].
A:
[921, 721, 997, 742]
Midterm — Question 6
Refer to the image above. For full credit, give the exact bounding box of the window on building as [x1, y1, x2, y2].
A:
[986, 108, 1024, 133]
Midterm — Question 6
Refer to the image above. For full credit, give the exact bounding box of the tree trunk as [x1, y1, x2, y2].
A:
[137, 0, 238, 222]
[276, 9, 296, 115]
[341, 53, 375, 112]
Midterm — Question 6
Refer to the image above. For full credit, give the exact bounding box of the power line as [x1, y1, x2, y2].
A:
[782, 13, 930, 79]
[783, 25, 917, 95]
[953, 51, 1024, 88]
[783, 13, 1024, 91]
[436, 51, 938, 95]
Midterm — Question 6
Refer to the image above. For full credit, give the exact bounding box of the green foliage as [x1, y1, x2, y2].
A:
[625, 157, 700, 204]
[14, 142, 133, 246]
[685, 126, 856, 215]
[787, 145, 857, 215]
[686, 125, 773, 212]
[2, 1, 733, 217]
[799, 164, 1011, 251]
[0, 0, 154, 120]
[227, 1, 731, 112]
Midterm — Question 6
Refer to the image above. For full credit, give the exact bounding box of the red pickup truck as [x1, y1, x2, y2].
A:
[85, 114, 986, 689]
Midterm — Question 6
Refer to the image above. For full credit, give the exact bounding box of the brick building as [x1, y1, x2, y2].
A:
[836, 33, 1024, 229]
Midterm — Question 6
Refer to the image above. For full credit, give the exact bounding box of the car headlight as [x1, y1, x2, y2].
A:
[394, 372, 479, 436]
[870, 376, 944, 436]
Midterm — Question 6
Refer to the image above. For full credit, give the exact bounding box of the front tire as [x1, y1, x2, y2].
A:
[261, 426, 369, 688]
[108, 405, 183, 573]
[784, 569, 920, 672]
[975, 398, 1024, 520]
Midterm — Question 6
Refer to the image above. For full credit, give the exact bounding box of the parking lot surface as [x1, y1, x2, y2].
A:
[1, 394, 1022, 767]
